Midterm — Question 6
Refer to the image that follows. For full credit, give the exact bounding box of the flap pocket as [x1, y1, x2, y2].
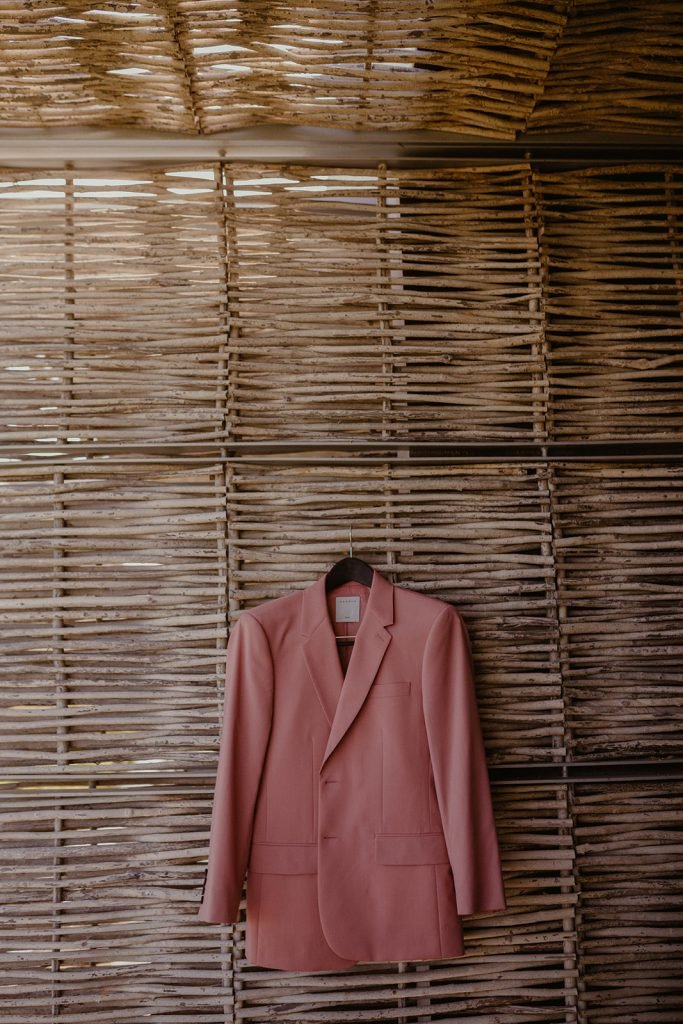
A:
[248, 841, 317, 875]
[368, 680, 411, 698]
[375, 831, 449, 865]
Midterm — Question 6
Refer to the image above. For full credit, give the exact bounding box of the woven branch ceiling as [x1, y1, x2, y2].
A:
[2, 0, 682, 137]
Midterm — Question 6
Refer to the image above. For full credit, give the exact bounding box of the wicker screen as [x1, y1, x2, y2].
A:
[1, 161, 681, 1022]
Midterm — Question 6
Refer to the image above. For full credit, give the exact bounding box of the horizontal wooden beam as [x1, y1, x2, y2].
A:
[0, 126, 681, 168]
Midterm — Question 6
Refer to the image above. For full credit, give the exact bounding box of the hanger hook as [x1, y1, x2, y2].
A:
[349, 526, 353, 558]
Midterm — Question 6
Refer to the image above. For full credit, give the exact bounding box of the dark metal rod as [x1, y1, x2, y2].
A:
[489, 760, 683, 786]
[3, 761, 682, 788]
[3, 440, 683, 465]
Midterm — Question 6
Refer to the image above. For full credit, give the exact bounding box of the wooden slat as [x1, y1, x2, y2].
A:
[536, 165, 683, 440]
[219, 162, 547, 441]
[0, 1, 568, 138]
[1, 3, 681, 137]
[528, 1, 683, 135]
[3, 162, 682, 449]
[552, 462, 683, 762]
[572, 782, 683, 1024]
[0, 164, 228, 447]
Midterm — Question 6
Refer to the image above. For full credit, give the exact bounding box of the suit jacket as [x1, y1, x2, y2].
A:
[197, 567, 506, 971]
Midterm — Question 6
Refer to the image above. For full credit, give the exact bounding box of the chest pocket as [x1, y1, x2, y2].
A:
[368, 680, 411, 699]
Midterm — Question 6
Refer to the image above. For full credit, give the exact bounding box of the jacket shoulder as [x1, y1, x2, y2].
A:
[395, 582, 461, 622]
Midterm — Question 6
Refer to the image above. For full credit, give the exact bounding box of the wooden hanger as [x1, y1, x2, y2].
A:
[325, 529, 374, 646]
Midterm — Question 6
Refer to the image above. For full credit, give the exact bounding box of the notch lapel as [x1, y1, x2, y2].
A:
[301, 568, 395, 769]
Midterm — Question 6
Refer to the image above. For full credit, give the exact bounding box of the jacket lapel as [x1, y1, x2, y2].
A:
[301, 568, 394, 768]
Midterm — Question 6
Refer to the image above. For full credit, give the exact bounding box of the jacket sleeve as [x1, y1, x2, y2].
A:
[421, 603, 506, 916]
[198, 611, 274, 923]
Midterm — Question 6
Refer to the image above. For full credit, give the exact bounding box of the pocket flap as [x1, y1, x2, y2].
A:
[368, 680, 411, 698]
[249, 842, 318, 874]
[375, 831, 449, 865]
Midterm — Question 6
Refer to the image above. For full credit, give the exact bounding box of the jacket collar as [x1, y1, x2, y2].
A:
[301, 567, 395, 768]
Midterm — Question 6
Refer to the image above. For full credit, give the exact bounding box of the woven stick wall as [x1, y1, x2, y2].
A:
[1, 1, 682, 136]
[1, 160, 682, 1023]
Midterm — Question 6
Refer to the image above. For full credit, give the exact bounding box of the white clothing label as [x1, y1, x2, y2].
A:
[335, 596, 361, 622]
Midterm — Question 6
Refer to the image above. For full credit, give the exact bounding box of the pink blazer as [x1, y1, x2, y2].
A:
[198, 568, 506, 971]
